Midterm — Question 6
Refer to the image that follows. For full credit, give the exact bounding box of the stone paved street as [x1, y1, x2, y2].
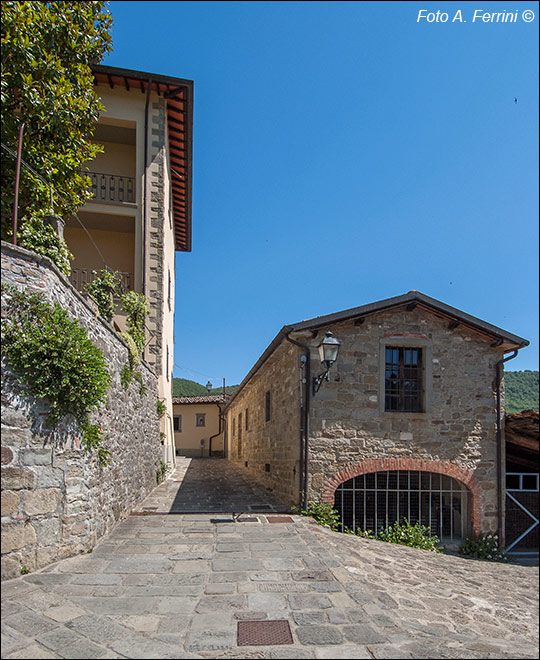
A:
[133, 458, 290, 514]
[1, 464, 538, 659]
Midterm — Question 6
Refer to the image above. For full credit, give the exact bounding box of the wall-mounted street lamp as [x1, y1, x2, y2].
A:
[312, 331, 341, 395]
[206, 381, 213, 392]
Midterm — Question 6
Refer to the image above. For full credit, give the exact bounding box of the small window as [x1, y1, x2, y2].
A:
[385, 347, 423, 412]
[245, 408, 249, 431]
[232, 417, 236, 437]
[196, 413, 206, 427]
[238, 413, 242, 441]
[173, 415, 181, 432]
[265, 391, 271, 422]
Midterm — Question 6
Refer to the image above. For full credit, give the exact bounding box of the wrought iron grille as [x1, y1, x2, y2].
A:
[334, 470, 469, 541]
[84, 171, 135, 203]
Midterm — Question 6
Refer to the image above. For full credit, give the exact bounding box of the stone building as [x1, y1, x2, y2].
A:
[224, 291, 529, 544]
[64, 64, 193, 465]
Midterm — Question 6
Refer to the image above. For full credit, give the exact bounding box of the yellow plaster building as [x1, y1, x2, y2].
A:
[172, 395, 228, 458]
[63, 64, 193, 465]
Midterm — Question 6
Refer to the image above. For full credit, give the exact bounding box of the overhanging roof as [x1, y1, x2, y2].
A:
[91, 64, 193, 252]
[224, 291, 529, 410]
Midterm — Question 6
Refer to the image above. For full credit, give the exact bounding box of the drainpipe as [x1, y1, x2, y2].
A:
[208, 403, 224, 457]
[495, 348, 519, 546]
[285, 333, 311, 511]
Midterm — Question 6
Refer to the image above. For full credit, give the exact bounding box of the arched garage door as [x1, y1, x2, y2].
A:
[333, 470, 470, 542]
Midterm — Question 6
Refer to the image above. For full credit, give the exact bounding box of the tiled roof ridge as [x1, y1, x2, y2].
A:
[172, 394, 230, 404]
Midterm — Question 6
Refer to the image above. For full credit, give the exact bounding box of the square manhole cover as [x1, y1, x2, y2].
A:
[237, 620, 293, 646]
[266, 516, 294, 523]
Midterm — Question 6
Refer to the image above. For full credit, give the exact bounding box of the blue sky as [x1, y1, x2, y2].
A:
[104, 1, 539, 386]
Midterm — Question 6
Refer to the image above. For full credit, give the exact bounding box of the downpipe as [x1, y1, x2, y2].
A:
[495, 349, 518, 546]
[285, 332, 311, 511]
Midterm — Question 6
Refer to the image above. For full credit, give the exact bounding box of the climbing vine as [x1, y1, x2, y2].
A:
[86, 268, 122, 323]
[1, 286, 111, 465]
[119, 290, 149, 392]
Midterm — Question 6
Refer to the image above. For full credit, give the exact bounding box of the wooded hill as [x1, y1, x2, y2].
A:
[172, 378, 239, 397]
[504, 370, 539, 414]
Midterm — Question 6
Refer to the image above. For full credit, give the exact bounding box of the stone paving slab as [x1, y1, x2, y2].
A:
[1, 463, 539, 659]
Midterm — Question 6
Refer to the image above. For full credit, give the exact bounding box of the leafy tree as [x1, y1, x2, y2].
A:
[1, 1, 113, 243]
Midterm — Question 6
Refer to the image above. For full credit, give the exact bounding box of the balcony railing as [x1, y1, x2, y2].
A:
[84, 171, 135, 204]
[70, 268, 133, 297]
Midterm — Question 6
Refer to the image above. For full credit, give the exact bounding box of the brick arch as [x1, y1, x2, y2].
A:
[321, 457, 482, 533]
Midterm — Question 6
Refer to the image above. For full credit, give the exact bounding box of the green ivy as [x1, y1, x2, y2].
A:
[86, 269, 122, 322]
[121, 290, 149, 354]
[1, 286, 111, 465]
[19, 215, 73, 276]
[119, 291, 149, 392]
[459, 532, 508, 562]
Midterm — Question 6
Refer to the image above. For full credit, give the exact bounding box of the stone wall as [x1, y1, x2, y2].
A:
[226, 340, 302, 506]
[1, 242, 162, 580]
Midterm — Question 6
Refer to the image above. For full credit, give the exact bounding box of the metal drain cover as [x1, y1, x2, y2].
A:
[266, 516, 294, 523]
[237, 620, 293, 646]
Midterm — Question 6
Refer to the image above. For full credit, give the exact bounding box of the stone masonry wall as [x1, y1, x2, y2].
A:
[301, 306, 504, 535]
[226, 340, 302, 506]
[1, 243, 161, 580]
[145, 100, 166, 370]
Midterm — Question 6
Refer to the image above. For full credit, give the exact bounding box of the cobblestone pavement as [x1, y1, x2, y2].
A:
[1, 466, 538, 659]
[133, 458, 290, 514]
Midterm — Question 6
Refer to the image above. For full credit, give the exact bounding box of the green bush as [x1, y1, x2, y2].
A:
[156, 398, 167, 419]
[459, 532, 508, 562]
[376, 519, 442, 552]
[301, 502, 341, 530]
[86, 269, 122, 322]
[2, 286, 111, 465]
[19, 216, 73, 276]
[156, 460, 169, 484]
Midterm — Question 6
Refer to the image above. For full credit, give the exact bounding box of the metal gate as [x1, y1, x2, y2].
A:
[505, 473, 539, 555]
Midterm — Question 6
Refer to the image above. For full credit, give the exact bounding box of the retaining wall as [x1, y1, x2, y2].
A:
[1, 242, 161, 580]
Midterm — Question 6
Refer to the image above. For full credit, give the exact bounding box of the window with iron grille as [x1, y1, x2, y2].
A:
[245, 408, 249, 430]
[334, 470, 469, 541]
[238, 412, 242, 441]
[173, 415, 181, 432]
[385, 346, 423, 412]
